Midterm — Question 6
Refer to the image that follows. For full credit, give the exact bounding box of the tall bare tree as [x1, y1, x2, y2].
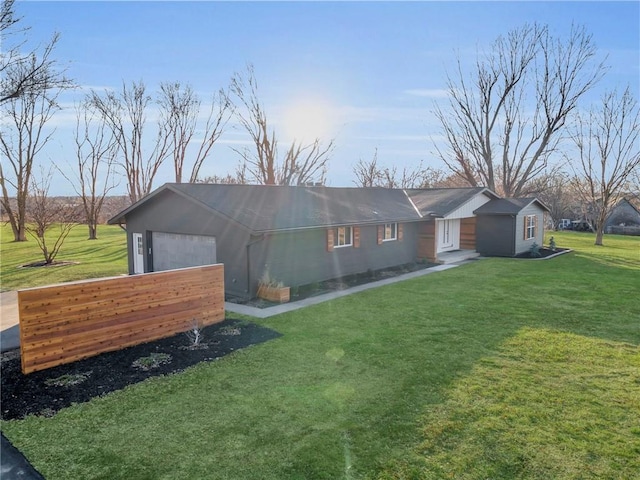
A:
[57, 102, 119, 239]
[0, 0, 72, 104]
[89, 81, 171, 203]
[434, 23, 607, 197]
[0, 60, 64, 241]
[26, 168, 81, 265]
[569, 87, 640, 245]
[230, 65, 334, 185]
[158, 82, 231, 183]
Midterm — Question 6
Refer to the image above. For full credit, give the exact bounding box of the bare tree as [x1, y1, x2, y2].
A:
[26, 168, 81, 265]
[630, 168, 640, 195]
[57, 102, 119, 239]
[198, 174, 242, 185]
[352, 149, 453, 189]
[158, 82, 231, 183]
[230, 65, 334, 185]
[569, 87, 640, 245]
[352, 148, 382, 187]
[434, 23, 607, 197]
[526, 170, 577, 229]
[0, 0, 72, 104]
[379, 163, 431, 189]
[0, 61, 64, 241]
[89, 81, 171, 203]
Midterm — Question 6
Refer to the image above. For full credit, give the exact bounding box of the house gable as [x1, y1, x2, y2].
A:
[405, 187, 499, 218]
[443, 191, 495, 219]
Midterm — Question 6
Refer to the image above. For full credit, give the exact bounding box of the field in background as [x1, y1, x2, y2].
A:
[0, 224, 127, 291]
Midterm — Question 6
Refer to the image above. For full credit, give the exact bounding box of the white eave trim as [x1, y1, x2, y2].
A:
[403, 189, 424, 219]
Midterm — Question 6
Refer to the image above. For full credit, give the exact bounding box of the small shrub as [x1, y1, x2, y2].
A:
[258, 270, 284, 289]
[182, 318, 208, 350]
[45, 371, 92, 387]
[529, 242, 542, 258]
[548, 236, 557, 251]
[132, 352, 172, 371]
[217, 325, 241, 336]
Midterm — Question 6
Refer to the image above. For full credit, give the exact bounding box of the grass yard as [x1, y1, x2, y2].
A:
[2, 231, 639, 479]
[0, 224, 127, 291]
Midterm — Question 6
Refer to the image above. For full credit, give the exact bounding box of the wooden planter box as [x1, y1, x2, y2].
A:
[257, 284, 290, 303]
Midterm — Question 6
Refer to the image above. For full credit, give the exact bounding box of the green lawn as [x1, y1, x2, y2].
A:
[0, 224, 127, 291]
[2, 230, 639, 479]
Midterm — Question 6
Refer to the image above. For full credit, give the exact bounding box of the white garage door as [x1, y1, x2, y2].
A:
[151, 232, 217, 272]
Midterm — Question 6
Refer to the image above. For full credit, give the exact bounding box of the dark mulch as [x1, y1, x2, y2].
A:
[1, 319, 281, 421]
[515, 247, 570, 259]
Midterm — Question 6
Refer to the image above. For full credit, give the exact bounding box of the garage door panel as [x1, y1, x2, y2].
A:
[152, 232, 217, 272]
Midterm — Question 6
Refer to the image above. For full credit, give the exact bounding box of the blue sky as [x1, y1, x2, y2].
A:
[15, 1, 640, 195]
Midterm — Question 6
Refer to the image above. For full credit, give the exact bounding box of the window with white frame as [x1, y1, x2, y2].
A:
[335, 226, 353, 247]
[525, 215, 537, 240]
[383, 223, 397, 241]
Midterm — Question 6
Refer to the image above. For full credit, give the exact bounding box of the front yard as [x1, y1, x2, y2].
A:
[1, 231, 639, 479]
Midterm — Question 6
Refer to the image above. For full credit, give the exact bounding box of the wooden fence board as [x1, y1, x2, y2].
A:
[19, 264, 225, 374]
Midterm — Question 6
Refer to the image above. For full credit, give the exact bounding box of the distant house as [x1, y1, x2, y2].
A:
[604, 197, 640, 230]
[473, 197, 550, 257]
[109, 184, 545, 298]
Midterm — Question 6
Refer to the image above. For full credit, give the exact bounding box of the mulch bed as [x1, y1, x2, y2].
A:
[1, 319, 281, 421]
[514, 247, 571, 259]
[228, 261, 436, 308]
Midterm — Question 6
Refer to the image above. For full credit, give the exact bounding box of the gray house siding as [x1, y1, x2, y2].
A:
[248, 222, 419, 292]
[123, 190, 252, 297]
[475, 216, 516, 257]
[514, 204, 545, 254]
[121, 190, 422, 297]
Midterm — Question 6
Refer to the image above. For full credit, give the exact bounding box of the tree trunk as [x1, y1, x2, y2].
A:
[594, 228, 604, 246]
[11, 223, 27, 242]
[87, 223, 98, 240]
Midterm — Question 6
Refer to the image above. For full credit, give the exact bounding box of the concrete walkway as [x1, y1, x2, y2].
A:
[0, 291, 19, 353]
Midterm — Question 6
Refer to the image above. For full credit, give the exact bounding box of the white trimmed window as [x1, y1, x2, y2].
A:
[335, 226, 353, 247]
[525, 215, 537, 240]
[383, 223, 397, 241]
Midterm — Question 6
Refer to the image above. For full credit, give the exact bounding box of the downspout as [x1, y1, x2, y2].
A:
[511, 215, 516, 257]
[246, 234, 266, 298]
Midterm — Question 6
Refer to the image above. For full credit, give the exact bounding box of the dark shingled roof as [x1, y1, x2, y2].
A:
[405, 187, 497, 217]
[474, 197, 549, 215]
[110, 183, 423, 232]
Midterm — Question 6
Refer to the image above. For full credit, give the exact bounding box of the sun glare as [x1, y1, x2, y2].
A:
[282, 99, 333, 143]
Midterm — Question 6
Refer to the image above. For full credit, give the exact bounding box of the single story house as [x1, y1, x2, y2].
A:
[108, 183, 544, 298]
[474, 197, 550, 257]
